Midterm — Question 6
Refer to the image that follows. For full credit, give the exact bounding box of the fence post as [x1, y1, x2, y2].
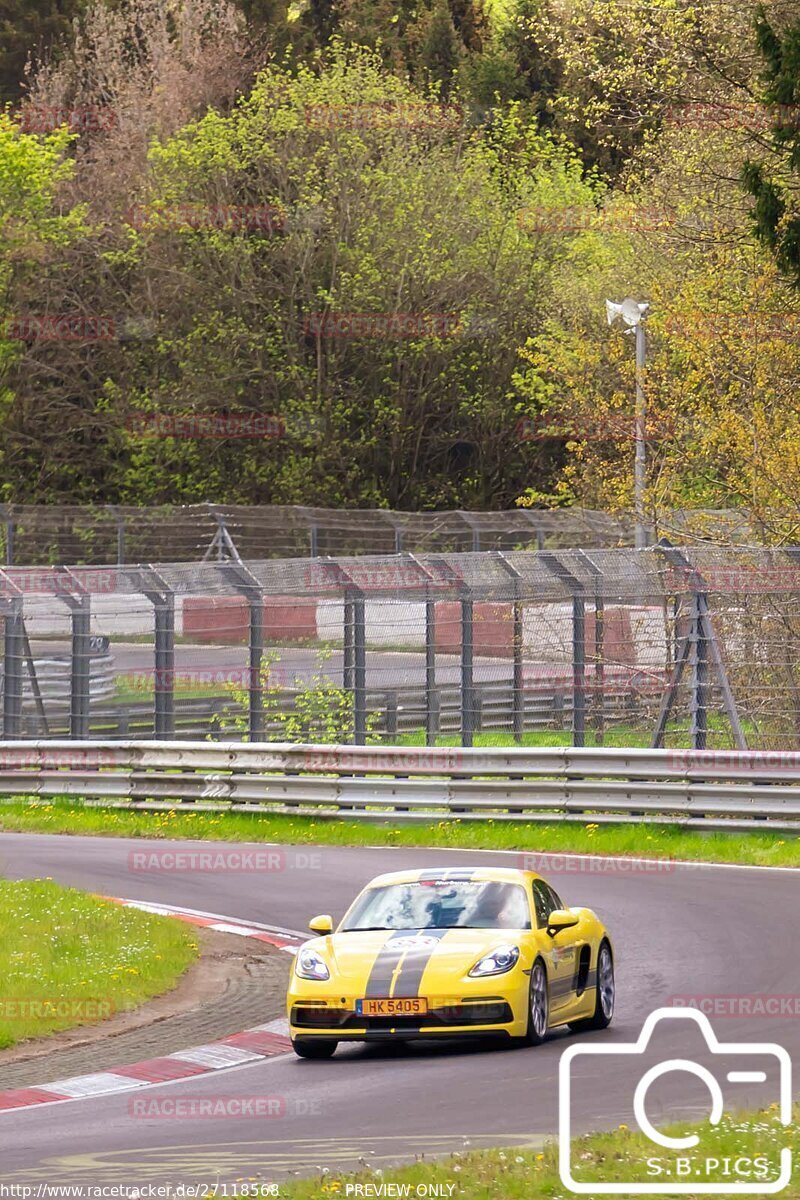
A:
[343, 592, 354, 691]
[71, 596, 91, 739]
[425, 590, 436, 746]
[2, 508, 15, 566]
[690, 591, 708, 750]
[2, 594, 24, 737]
[461, 596, 474, 747]
[494, 552, 524, 743]
[223, 564, 265, 742]
[141, 568, 175, 740]
[577, 551, 604, 745]
[353, 594, 367, 745]
[153, 592, 175, 739]
[540, 553, 585, 747]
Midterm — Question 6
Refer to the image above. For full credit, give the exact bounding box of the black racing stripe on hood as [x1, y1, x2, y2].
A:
[364, 930, 416, 998]
[392, 928, 450, 997]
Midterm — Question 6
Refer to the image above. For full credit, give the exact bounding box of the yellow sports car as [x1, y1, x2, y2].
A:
[287, 865, 614, 1058]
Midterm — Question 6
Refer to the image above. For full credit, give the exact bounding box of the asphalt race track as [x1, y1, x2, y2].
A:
[0, 833, 798, 1187]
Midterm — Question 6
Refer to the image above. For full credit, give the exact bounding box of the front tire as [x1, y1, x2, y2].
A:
[570, 941, 614, 1032]
[292, 1038, 338, 1059]
[522, 958, 549, 1046]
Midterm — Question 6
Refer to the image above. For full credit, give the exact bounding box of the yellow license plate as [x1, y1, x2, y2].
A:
[357, 997, 428, 1017]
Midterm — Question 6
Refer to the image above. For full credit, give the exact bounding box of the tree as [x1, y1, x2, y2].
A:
[0, 46, 604, 506]
[419, 0, 462, 99]
[0, 0, 84, 105]
[0, 112, 86, 498]
[743, 6, 800, 287]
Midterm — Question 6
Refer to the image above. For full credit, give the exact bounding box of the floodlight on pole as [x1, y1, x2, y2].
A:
[606, 297, 650, 548]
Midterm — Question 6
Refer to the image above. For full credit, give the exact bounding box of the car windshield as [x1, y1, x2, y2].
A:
[340, 879, 531, 931]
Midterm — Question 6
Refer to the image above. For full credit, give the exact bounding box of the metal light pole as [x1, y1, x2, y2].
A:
[606, 298, 650, 549]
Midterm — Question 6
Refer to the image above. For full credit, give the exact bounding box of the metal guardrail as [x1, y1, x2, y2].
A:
[9, 678, 657, 740]
[0, 741, 797, 830]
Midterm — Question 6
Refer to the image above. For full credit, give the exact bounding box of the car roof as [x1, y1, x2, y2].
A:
[363, 866, 543, 887]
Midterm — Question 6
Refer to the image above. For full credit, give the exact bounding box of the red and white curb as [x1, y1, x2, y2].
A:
[0, 898, 306, 1115]
[104, 896, 304, 954]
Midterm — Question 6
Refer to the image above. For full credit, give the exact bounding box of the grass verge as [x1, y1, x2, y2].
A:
[0, 798, 796, 867]
[0, 878, 199, 1048]
[282, 1107, 796, 1200]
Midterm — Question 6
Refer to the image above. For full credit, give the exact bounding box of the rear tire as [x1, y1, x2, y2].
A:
[292, 1038, 338, 1059]
[521, 958, 549, 1046]
[570, 940, 614, 1032]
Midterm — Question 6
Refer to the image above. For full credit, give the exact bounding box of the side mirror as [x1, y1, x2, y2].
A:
[308, 914, 333, 935]
[547, 908, 579, 936]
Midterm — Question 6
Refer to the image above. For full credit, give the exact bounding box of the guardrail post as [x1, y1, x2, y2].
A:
[2, 596, 24, 737]
[385, 691, 398, 739]
[353, 594, 367, 744]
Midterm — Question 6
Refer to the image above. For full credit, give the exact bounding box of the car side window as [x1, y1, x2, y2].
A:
[532, 880, 553, 928]
[546, 883, 564, 912]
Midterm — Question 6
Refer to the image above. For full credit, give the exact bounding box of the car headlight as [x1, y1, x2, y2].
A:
[469, 945, 520, 977]
[295, 947, 330, 981]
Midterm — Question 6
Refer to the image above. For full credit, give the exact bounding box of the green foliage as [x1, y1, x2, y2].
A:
[220, 648, 381, 743]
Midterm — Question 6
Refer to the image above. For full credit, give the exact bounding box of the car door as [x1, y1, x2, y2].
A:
[532, 879, 579, 1019]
